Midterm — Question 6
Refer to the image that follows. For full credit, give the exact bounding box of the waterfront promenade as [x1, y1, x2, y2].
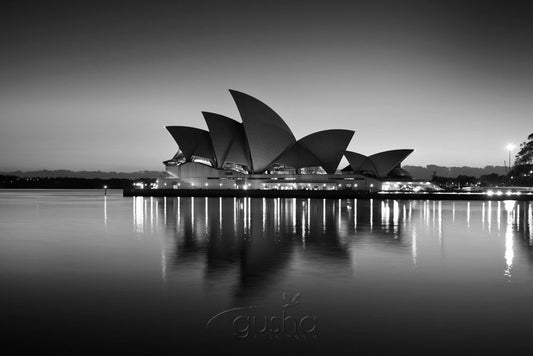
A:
[124, 188, 533, 201]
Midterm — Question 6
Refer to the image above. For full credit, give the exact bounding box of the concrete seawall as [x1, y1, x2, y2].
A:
[123, 188, 533, 201]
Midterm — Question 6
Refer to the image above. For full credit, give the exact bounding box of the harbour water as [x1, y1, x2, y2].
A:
[1, 190, 533, 355]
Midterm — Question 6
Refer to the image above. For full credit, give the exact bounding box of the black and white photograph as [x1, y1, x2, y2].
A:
[1, 1, 533, 355]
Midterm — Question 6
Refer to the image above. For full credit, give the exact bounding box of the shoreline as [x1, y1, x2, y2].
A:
[123, 188, 533, 201]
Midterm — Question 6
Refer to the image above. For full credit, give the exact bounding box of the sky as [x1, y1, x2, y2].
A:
[1, 0, 533, 171]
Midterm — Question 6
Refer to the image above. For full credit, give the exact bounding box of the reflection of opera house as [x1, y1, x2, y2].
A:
[158, 90, 415, 191]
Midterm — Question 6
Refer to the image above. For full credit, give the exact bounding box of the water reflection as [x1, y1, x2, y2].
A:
[133, 196, 144, 234]
[504, 201, 516, 280]
[130, 198, 533, 296]
[467, 201, 471, 228]
[529, 203, 533, 246]
[104, 196, 108, 230]
[488, 201, 492, 233]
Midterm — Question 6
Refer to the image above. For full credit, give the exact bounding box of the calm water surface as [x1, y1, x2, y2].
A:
[1, 189, 533, 355]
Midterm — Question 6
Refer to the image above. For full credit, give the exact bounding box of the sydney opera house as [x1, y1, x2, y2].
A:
[157, 90, 415, 192]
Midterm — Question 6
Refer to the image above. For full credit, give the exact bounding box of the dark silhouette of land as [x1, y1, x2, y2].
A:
[403, 165, 506, 179]
[0, 175, 156, 189]
[0, 170, 163, 179]
[1, 166, 506, 180]
[0, 166, 514, 189]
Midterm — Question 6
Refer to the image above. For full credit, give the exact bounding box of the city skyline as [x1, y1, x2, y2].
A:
[2, 0, 533, 171]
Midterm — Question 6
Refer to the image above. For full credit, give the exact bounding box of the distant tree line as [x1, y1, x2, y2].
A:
[431, 173, 510, 190]
[0, 175, 156, 189]
[508, 132, 533, 186]
[404, 165, 507, 180]
[430, 132, 533, 189]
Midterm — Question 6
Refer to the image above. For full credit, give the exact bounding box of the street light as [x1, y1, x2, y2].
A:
[506, 143, 515, 172]
[103, 185, 108, 195]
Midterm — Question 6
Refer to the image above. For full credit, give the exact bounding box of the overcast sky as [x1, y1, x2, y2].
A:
[1, 0, 532, 171]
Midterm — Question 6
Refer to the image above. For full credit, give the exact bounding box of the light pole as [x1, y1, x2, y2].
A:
[103, 185, 108, 196]
[506, 144, 515, 173]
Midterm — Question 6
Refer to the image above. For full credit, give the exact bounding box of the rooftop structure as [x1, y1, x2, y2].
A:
[160, 90, 414, 191]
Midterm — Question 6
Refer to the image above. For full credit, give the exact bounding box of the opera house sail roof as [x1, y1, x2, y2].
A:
[164, 90, 414, 179]
[202, 112, 252, 170]
[344, 149, 414, 178]
[229, 90, 297, 173]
